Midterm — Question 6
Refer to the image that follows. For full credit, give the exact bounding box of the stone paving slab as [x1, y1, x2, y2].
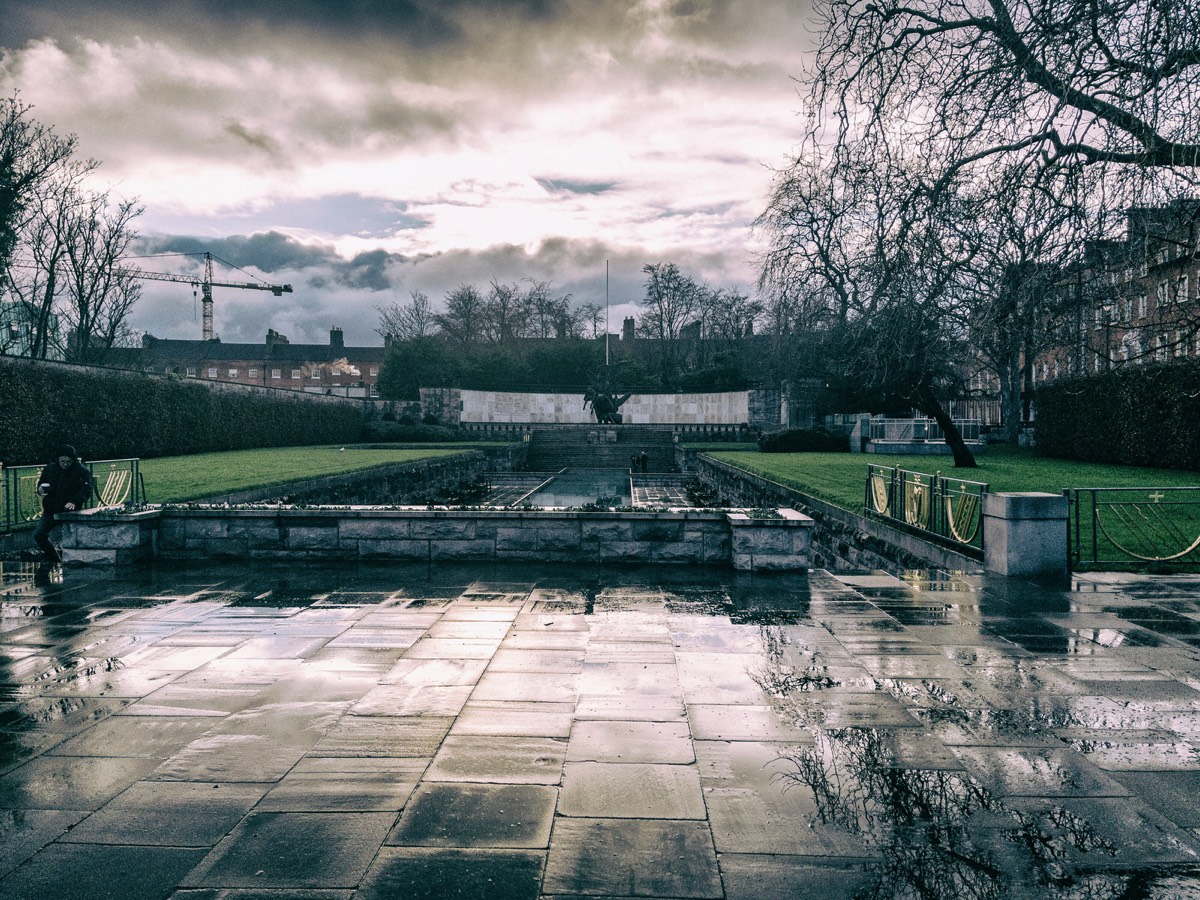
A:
[4, 560, 1200, 896]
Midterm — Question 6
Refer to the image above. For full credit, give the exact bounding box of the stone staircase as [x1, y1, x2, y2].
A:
[524, 426, 677, 472]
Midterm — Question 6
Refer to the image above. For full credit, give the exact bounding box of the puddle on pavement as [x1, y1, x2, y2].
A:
[3, 561, 1200, 895]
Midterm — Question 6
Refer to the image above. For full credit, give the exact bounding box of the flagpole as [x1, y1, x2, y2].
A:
[605, 260, 610, 367]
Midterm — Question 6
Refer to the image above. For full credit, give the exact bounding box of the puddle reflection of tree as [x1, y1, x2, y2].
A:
[749, 626, 1149, 899]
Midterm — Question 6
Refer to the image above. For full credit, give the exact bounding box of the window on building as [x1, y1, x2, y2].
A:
[207, 367, 218, 378]
[186, 367, 197, 378]
[1157, 281, 1169, 307]
[1137, 294, 1148, 318]
[228, 368, 238, 378]
[311, 369, 321, 379]
[291, 369, 301, 379]
[271, 368, 281, 380]
[369, 366, 379, 376]
[1178, 275, 1189, 303]
[248, 368, 258, 378]
[369, 383, 379, 397]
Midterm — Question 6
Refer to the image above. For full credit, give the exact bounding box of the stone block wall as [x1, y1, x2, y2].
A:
[61, 505, 814, 571]
[691, 455, 981, 574]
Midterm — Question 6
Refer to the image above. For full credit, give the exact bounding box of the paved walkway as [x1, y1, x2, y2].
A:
[2, 560, 1200, 898]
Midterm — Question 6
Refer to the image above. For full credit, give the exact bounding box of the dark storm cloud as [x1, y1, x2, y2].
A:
[6, 0, 578, 52]
[139, 232, 339, 273]
[536, 178, 618, 196]
[139, 231, 397, 290]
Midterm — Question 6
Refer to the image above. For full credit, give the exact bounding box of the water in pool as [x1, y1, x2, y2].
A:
[521, 468, 631, 507]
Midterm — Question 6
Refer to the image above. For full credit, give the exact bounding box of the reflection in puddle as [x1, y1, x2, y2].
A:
[751, 631, 1198, 897]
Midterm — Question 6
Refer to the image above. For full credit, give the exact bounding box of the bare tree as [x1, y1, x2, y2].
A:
[61, 192, 144, 363]
[376, 290, 435, 342]
[758, 139, 983, 465]
[523, 279, 570, 339]
[483, 279, 528, 343]
[5, 161, 141, 363]
[637, 262, 702, 386]
[434, 283, 486, 344]
[809, 0, 1200, 199]
[578, 301, 606, 339]
[0, 95, 77, 290]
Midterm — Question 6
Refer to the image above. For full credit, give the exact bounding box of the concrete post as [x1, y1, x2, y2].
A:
[982, 492, 1069, 581]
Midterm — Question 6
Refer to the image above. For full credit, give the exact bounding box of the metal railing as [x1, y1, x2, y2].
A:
[1067, 487, 1200, 569]
[868, 418, 981, 443]
[865, 464, 990, 553]
[2, 457, 145, 533]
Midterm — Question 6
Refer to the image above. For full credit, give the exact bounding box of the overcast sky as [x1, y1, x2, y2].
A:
[2, 0, 814, 346]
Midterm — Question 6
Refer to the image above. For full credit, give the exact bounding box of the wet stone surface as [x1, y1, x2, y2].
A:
[2, 561, 1200, 896]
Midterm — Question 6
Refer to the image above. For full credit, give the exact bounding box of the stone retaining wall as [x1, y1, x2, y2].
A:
[60, 505, 814, 571]
[689, 453, 981, 573]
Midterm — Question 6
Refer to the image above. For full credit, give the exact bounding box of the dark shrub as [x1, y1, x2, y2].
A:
[758, 427, 850, 453]
[360, 421, 463, 443]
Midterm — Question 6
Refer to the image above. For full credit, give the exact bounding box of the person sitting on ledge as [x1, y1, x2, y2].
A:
[29, 444, 92, 565]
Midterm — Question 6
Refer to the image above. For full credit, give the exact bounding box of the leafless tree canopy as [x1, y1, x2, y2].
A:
[813, 0, 1200, 186]
[0, 95, 77, 283]
[2, 97, 143, 363]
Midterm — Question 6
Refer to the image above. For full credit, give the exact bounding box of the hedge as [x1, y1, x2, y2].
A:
[758, 427, 850, 453]
[1035, 359, 1200, 470]
[0, 359, 365, 466]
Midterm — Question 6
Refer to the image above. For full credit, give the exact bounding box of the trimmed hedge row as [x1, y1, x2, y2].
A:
[759, 427, 850, 453]
[1, 359, 365, 466]
[1035, 360, 1200, 470]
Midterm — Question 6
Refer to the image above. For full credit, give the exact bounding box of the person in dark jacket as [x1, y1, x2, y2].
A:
[31, 444, 92, 564]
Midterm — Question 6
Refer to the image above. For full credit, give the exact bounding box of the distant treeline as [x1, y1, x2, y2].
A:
[0, 359, 364, 466]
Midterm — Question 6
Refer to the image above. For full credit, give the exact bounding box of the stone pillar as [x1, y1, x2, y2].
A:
[982, 492, 1068, 581]
[727, 508, 814, 571]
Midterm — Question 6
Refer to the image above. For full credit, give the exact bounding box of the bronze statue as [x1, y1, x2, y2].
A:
[583, 366, 631, 424]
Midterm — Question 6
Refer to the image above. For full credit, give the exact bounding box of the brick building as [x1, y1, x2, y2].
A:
[1036, 198, 1200, 385]
[123, 327, 388, 397]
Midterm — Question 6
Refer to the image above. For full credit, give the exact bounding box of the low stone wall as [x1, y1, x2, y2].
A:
[59, 505, 814, 571]
[690, 454, 981, 573]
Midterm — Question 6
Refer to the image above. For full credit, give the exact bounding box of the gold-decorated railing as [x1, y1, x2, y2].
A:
[865, 464, 989, 554]
[1068, 487, 1200, 569]
[2, 457, 144, 533]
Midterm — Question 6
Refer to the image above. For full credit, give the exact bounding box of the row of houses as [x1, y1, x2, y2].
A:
[116, 328, 389, 398]
[1037, 198, 1200, 384]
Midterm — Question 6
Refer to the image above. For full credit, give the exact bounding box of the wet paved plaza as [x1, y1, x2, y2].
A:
[3, 560, 1200, 898]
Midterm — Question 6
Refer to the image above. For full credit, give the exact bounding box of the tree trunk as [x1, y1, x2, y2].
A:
[1003, 350, 1022, 445]
[917, 386, 977, 468]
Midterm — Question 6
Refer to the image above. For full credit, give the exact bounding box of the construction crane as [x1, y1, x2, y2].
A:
[125, 252, 293, 341]
[7, 251, 293, 342]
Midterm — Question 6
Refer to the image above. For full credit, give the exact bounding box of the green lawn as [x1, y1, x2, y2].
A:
[705, 445, 1200, 511]
[138, 445, 484, 503]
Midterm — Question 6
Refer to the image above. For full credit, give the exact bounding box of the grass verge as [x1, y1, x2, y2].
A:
[704, 445, 1200, 511]
[138, 445, 484, 503]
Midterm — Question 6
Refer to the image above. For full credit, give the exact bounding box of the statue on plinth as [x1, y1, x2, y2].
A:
[583, 366, 631, 424]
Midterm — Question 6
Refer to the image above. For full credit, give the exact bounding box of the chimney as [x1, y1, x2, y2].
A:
[622, 316, 636, 343]
[330, 326, 344, 349]
[265, 329, 289, 352]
